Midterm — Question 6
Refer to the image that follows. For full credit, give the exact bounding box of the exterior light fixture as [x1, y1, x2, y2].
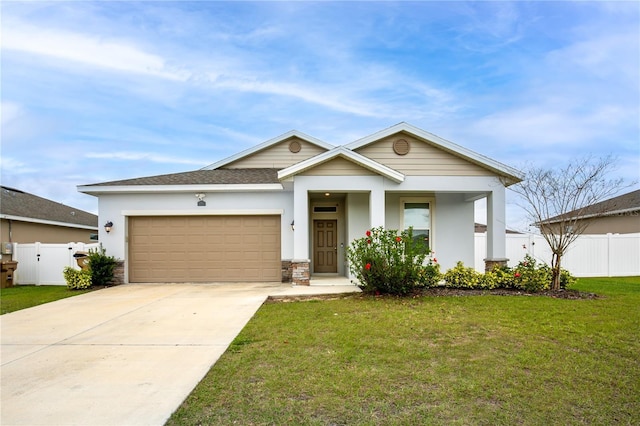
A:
[290, 220, 295, 231]
[196, 193, 206, 207]
[324, 192, 330, 197]
[104, 221, 113, 233]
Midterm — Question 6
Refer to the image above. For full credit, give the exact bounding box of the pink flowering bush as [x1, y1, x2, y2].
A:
[347, 226, 432, 295]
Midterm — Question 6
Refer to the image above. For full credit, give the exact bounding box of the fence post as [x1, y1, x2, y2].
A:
[35, 242, 41, 286]
[607, 233, 612, 277]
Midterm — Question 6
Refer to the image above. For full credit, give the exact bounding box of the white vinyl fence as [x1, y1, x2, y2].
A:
[475, 233, 640, 277]
[12, 242, 99, 285]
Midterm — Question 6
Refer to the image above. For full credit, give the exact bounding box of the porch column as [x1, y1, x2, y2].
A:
[369, 187, 385, 228]
[484, 187, 508, 271]
[292, 183, 310, 285]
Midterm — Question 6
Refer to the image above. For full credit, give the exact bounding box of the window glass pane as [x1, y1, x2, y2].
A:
[404, 202, 430, 249]
[404, 203, 429, 229]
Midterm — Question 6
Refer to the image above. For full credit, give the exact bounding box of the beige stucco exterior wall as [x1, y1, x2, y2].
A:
[225, 137, 328, 169]
[354, 133, 494, 176]
[0, 219, 97, 244]
[576, 214, 640, 234]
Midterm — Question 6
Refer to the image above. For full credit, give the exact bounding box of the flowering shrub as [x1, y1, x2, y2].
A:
[440, 255, 575, 292]
[512, 254, 552, 292]
[63, 267, 92, 290]
[347, 227, 430, 295]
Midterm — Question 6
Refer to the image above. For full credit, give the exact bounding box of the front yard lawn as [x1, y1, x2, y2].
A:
[167, 277, 640, 425]
[1, 285, 92, 315]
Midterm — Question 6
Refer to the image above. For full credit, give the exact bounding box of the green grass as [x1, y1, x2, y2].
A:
[1, 285, 92, 314]
[167, 277, 640, 425]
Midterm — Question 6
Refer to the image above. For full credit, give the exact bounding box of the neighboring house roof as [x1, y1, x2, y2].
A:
[539, 189, 640, 224]
[347, 122, 524, 183]
[202, 130, 334, 170]
[474, 223, 521, 234]
[277, 146, 405, 183]
[0, 186, 98, 229]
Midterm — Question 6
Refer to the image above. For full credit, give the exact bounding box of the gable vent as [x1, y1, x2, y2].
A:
[289, 140, 302, 153]
[393, 138, 410, 155]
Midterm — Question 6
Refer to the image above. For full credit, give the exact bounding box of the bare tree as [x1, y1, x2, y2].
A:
[509, 155, 629, 290]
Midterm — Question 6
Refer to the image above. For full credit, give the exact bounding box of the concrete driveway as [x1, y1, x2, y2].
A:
[1, 282, 359, 426]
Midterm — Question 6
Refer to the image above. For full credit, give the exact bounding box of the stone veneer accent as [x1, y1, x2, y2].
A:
[281, 260, 292, 283]
[291, 260, 310, 286]
[111, 260, 125, 286]
[484, 258, 509, 272]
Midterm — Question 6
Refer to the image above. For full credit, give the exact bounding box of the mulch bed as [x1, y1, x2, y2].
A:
[267, 287, 601, 303]
[411, 287, 601, 300]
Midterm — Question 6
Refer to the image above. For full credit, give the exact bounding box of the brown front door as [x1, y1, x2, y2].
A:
[314, 220, 337, 273]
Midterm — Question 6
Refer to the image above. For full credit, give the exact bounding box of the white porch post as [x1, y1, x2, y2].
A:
[369, 187, 385, 228]
[293, 184, 309, 260]
[292, 183, 310, 285]
[485, 187, 508, 271]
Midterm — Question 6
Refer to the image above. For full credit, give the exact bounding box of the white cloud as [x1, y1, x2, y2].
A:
[85, 151, 206, 166]
[1, 102, 23, 126]
[2, 22, 190, 81]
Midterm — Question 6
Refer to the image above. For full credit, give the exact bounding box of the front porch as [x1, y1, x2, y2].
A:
[286, 182, 509, 286]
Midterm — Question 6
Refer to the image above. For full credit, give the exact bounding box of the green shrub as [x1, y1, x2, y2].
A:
[63, 267, 92, 290]
[88, 246, 117, 286]
[513, 254, 552, 292]
[442, 261, 482, 289]
[347, 227, 430, 295]
[559, 268, 577, 289]
[417, 260, 441, 288]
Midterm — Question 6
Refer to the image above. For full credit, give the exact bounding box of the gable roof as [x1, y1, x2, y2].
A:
[201, 130, 334, 170]
[78, 169, 282, 194]
[540, 189, 640, 224]
[1, 186, 98, 229]
[346, 122, 523, 183]
[277, 146, 405, 183]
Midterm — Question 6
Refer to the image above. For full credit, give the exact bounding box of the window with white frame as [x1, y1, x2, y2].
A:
[401, 198, 433, 250]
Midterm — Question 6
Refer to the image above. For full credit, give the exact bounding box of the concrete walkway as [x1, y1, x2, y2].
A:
[0, 282, 359, 426]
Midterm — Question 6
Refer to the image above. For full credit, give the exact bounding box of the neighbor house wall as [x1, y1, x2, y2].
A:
[0, 219, 96, 244]
[555, 214, 640, 235]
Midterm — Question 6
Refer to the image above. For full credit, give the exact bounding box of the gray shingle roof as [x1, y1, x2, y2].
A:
[1, 186, 98, 228]
[84, 168, 280, 186]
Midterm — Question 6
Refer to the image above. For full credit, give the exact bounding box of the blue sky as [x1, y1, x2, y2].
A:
[2, 1, 639, 231]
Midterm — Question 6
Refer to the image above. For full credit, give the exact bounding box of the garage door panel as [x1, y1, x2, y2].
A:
[129, 215, 281, 283]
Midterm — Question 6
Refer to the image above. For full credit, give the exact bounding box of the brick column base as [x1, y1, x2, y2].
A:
[484, 258, 509, 272]
[291, 260, 310, 286]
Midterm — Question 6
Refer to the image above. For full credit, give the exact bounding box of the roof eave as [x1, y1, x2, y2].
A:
[77, 183, 284, 195]
[1, 214, 98, 230]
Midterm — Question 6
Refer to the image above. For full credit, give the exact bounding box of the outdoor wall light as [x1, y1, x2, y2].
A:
[196, 193, 206, 207]
[290, 220, 295, 231]
[104, 221, 113, 233]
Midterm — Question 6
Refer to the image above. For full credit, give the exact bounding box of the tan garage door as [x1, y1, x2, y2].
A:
[128, 215, 281, 283]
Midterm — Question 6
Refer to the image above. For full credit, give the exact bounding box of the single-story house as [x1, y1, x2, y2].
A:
[536, 189, 640, 235]
[78, 122, 523, 285]
[0, 186, 98, 262]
